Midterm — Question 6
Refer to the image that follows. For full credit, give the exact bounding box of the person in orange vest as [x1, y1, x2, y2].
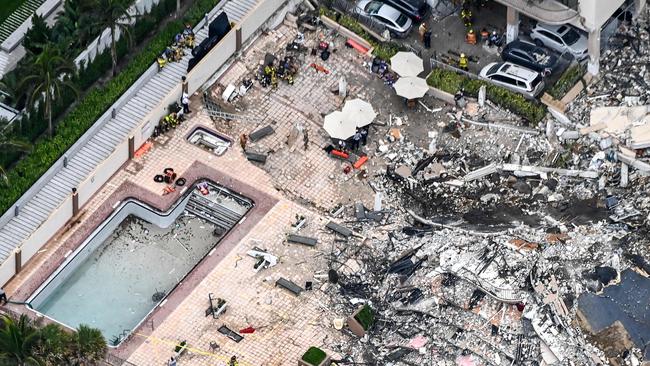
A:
[466, 29, 477, 44]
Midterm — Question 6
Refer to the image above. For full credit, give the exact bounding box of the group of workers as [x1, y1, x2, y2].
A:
[258, 55, 299, 88]
[158, 24, 196, 71]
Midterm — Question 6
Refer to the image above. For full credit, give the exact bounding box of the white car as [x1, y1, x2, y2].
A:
[530, 23, 588, 60]
[355, 0, 413, 38]
[479, 62, 545, 98]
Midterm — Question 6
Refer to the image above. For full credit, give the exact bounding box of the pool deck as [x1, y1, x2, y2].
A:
[1, 23, 407, 366]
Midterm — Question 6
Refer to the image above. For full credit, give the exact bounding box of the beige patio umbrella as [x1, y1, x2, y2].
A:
[390, 51, 424, 77]
[393, 76, 429, 100]
[323, 111, 356, 139]
[341, 98, 376, 128]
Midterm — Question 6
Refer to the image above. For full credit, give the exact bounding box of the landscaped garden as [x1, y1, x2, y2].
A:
[0, 0, 221, 214]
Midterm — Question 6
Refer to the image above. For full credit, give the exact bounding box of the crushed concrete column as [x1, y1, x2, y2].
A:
[587, 28, 601, 75]
[506, 6, 519, 44]
[635, 0, 647, 17]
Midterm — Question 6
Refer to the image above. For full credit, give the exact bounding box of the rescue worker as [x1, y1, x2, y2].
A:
[459, 53, 468, 71]
[488, 31, 501, 47]
[460, 7, 472, 28]
[424, 30, 432, 48]
[229, 356, 239, 366]
[466, 29, 477, 44]
[418, 22, 428, 42]
[157, 54, 167, 71]
[480, 27, 489, 43]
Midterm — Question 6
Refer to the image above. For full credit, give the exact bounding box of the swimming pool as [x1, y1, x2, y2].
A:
[28, 181, 253, 345]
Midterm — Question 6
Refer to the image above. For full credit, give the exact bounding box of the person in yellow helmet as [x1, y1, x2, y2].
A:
[459, 53, 468, 71]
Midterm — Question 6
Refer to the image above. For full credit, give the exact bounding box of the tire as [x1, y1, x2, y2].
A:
[163, 167, 174, 175]
[175, 177, 186, 187]
[154, 175, 164, 183]
[542, 68, 552, 77]
[534, 39, 544, 47]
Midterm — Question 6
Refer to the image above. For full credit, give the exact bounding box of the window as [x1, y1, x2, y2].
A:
[512, 50, 530, 62]
[396, 13, 408, 27]
[539, 30, 561, 44]
[375, 15, 391, 25]
[365, 1, 382, 14]
[561, 28, 580, 45]
[491, 75, 516, 86]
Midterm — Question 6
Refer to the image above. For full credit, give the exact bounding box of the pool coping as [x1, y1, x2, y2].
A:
[5, 159, 278, 360]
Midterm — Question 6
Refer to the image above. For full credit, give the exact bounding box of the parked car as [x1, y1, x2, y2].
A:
[378, 0, 428, 22]
[479, 62, 545, 98]
[355, 0, 413, 37]
[530, 23, 588, 60]
[501, 40, 559, 75]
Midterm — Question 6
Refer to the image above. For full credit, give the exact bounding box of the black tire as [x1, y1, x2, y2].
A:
[154, 175, 164, 183]
[175, 177, 186, 186]
[163, 167, 174, 175]
[534, 39, 544, 47]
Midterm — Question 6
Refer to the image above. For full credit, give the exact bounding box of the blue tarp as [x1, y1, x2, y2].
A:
[578, 269, 650, 358]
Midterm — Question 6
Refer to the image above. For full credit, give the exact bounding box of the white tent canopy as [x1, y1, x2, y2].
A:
[393, 76, 429, 100]
[390, 51, 424, 77]
[341, 98, 376, 128]
[323, 111, 356, 139]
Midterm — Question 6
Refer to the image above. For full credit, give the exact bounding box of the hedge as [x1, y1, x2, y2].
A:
[426, 68, 547, 125]
[0, 0, 222, 214]
[319, 7, 400, 61]
[547, 63, 586, 100]
[355, 304, 375, 330]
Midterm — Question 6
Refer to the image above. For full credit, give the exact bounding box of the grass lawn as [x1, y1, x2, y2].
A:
[0, 0, 26, 24]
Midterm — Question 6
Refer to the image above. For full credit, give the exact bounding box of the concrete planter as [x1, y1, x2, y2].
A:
[298, 355, 331, 366]
[319, 15, 374, 57]
[347, 306, 370, 337]
[542, 73, 593, 113]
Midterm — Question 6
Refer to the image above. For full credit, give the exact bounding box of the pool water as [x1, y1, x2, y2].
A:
[35, 214, 219, 344]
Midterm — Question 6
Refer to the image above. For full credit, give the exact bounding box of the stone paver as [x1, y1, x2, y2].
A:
[5, 22, 391, 366]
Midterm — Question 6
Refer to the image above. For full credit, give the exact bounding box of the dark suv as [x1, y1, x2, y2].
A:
[501, 40, 558, 75]
[378, 0, 427, 21]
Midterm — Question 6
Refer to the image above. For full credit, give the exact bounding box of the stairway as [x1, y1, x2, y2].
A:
[184, 193, 245, 230]
[0, 0, 47, 43]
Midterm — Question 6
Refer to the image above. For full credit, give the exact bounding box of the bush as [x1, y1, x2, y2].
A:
[0, 0, 222, 214]
[355, 304, 375, 331]
[302, 346, 327, 365]
[427, 68, 547, 124]
[547, 64, 586, 100]
[319, 7, 400, 60]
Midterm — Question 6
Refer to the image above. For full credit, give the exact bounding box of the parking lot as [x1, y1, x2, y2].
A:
[384, 0, 578, 96]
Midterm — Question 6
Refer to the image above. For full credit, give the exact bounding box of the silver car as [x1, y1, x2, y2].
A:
[355, 0, 413, 38]
[530, 23, 588, 60]
[479, 62, 545, 99]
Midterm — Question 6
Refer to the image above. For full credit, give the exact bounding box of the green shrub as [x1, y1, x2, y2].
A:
[355, 304, 374, 330]
[0, 0, 222, 214]
[547, 64, 586, 100]
[319, 7, 400, 60]
[302, 346, 327, 365]
[426, 68, 547, 124]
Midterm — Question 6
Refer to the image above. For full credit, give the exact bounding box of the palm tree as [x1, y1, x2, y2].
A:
[53, 0, 96, 49]
[72, 325, 106, 364]
[34, 323, 71, 365]
[19, 45, 78, 137]
[92, 0, 137, 77]
[0, 315, 42, 366]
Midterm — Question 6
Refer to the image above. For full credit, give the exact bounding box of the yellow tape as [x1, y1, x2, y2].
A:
[133, 332, 255, 366]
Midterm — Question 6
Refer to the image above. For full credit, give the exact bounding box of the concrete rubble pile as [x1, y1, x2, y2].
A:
[315, 44, 650, 365]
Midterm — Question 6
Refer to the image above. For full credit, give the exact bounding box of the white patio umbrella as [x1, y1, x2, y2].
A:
[393, 76, 429, 100]
[390, 51, 424, 77]
[341, 98, 376, 128]
[323, 111, 356, 140]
